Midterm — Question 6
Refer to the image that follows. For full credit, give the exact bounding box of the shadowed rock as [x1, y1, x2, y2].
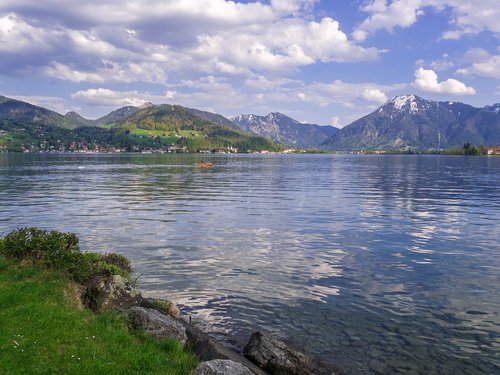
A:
[128, 306, 187, 346]
[243, 331, 316, 375]
[182, 321, 268, 375]
[190, 359, 256, 375]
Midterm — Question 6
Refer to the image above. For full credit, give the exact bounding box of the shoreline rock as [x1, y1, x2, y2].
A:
[243, 331, 317, 375]
[191, 359, 256, 375]
[81, 271, 325, 374]
[128, 306, 188, 346]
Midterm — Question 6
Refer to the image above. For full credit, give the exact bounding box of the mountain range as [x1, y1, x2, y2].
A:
[0, 95, 279, 152]
[321, 95, 500, 150]
[231, 112, 338, 148]
[1, 94, 499, 152]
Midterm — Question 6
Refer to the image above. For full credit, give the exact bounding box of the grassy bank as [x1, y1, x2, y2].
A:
[0, 229, 198, 375]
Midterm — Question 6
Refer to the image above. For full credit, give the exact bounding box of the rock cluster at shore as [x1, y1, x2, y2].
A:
[85, 272, 327, 375]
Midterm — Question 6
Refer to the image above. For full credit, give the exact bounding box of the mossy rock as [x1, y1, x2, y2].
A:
[147, 298, 181, 318]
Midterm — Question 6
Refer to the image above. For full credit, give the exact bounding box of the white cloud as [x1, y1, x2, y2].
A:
[354, 1, 500, 40]
[44, 63, 106, 84]
[0, 13, 52, 52]
[457, 50, 500, 79]
[0, 1, 378, 83]
[362, 88, 388, 103]
[44, 61, 169, 84]
[281, 80, 405, 108]
[71, 88, 156, 107]
[413, 68, 476, 95]
[330, 116, 341, 127]
[195, 17, 379, 74]
[353, 0, 424, 41]
[271, 0, 318, 15]
[433, 0, 500, 39]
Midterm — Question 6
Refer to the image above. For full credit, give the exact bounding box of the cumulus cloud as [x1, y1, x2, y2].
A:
[413, 68, 476, 95]
[0, 0, 378, 83]
[353, 0, 424, 41]
[195, 17, 378, 74]
[354, 0, 500, 40]
[271, 0, 318, 15]
[362, 88, 388, 103]
[434, 0, 500, 39]
[44, 61, 169, 84]
[71, 88, 157, 107]
[457, 50, 500, 79]
[280, 80, 404, 108]
[330, 116, 341, 127]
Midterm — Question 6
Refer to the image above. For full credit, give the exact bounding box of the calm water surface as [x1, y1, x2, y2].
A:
[1, 153, 499, 374]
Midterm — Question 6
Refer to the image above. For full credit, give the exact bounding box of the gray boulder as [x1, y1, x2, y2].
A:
[190, 360, 256, 375]
[128, 306, 187, 346]
[243, 331, 316, 375]
[87, 275, 142, 312]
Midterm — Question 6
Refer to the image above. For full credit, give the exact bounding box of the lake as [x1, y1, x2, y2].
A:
[1, 153, 499, 374]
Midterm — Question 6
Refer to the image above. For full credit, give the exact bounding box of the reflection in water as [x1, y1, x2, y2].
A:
[0, 153, 499, 374]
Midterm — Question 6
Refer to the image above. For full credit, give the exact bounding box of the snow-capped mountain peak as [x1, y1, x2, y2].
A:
[385, 95, 434, 115]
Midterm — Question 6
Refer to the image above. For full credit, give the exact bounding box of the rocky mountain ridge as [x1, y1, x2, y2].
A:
[321, 95, 500, 150]
[231, 112, 338, 148]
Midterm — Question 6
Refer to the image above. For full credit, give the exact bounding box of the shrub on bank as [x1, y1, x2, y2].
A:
[0, 227, 130, 283]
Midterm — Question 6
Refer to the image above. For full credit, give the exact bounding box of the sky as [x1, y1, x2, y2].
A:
[0, 0, 499, 127]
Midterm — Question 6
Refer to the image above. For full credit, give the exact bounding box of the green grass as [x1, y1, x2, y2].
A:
[0, 257, 198, 375]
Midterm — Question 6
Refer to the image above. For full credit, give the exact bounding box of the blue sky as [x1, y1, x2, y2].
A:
[0, 0, 498, 127]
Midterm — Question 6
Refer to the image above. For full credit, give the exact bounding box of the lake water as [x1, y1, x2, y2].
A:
[1, 153, 499, 374]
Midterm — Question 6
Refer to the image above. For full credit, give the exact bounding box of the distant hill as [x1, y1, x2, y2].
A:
[0, 95, 280, 152]
[113, 104, 282, 151]
[322, 95, 500, 150]
[65, 111, 95, 127]
[0, 95, 81, 129]
[231, 112, 338, 148]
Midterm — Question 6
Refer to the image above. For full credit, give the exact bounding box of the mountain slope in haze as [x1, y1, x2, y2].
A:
[185, 107, 241, 131]
[94, 106, 141, 126]
[113, 104, 282, 151]
[0, 95, 81, 129]
[65, 111, 95, 127]
[322, 95, 500, 150]
[231, 112, 338, 148]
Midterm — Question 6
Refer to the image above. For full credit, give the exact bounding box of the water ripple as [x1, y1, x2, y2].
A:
[1, 153, 499, 374]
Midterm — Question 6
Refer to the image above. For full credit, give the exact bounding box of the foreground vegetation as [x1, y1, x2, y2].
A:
[0, 228, 198, 375]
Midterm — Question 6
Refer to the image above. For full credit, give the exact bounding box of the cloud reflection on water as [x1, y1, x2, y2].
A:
[1, 153, 499, 374]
